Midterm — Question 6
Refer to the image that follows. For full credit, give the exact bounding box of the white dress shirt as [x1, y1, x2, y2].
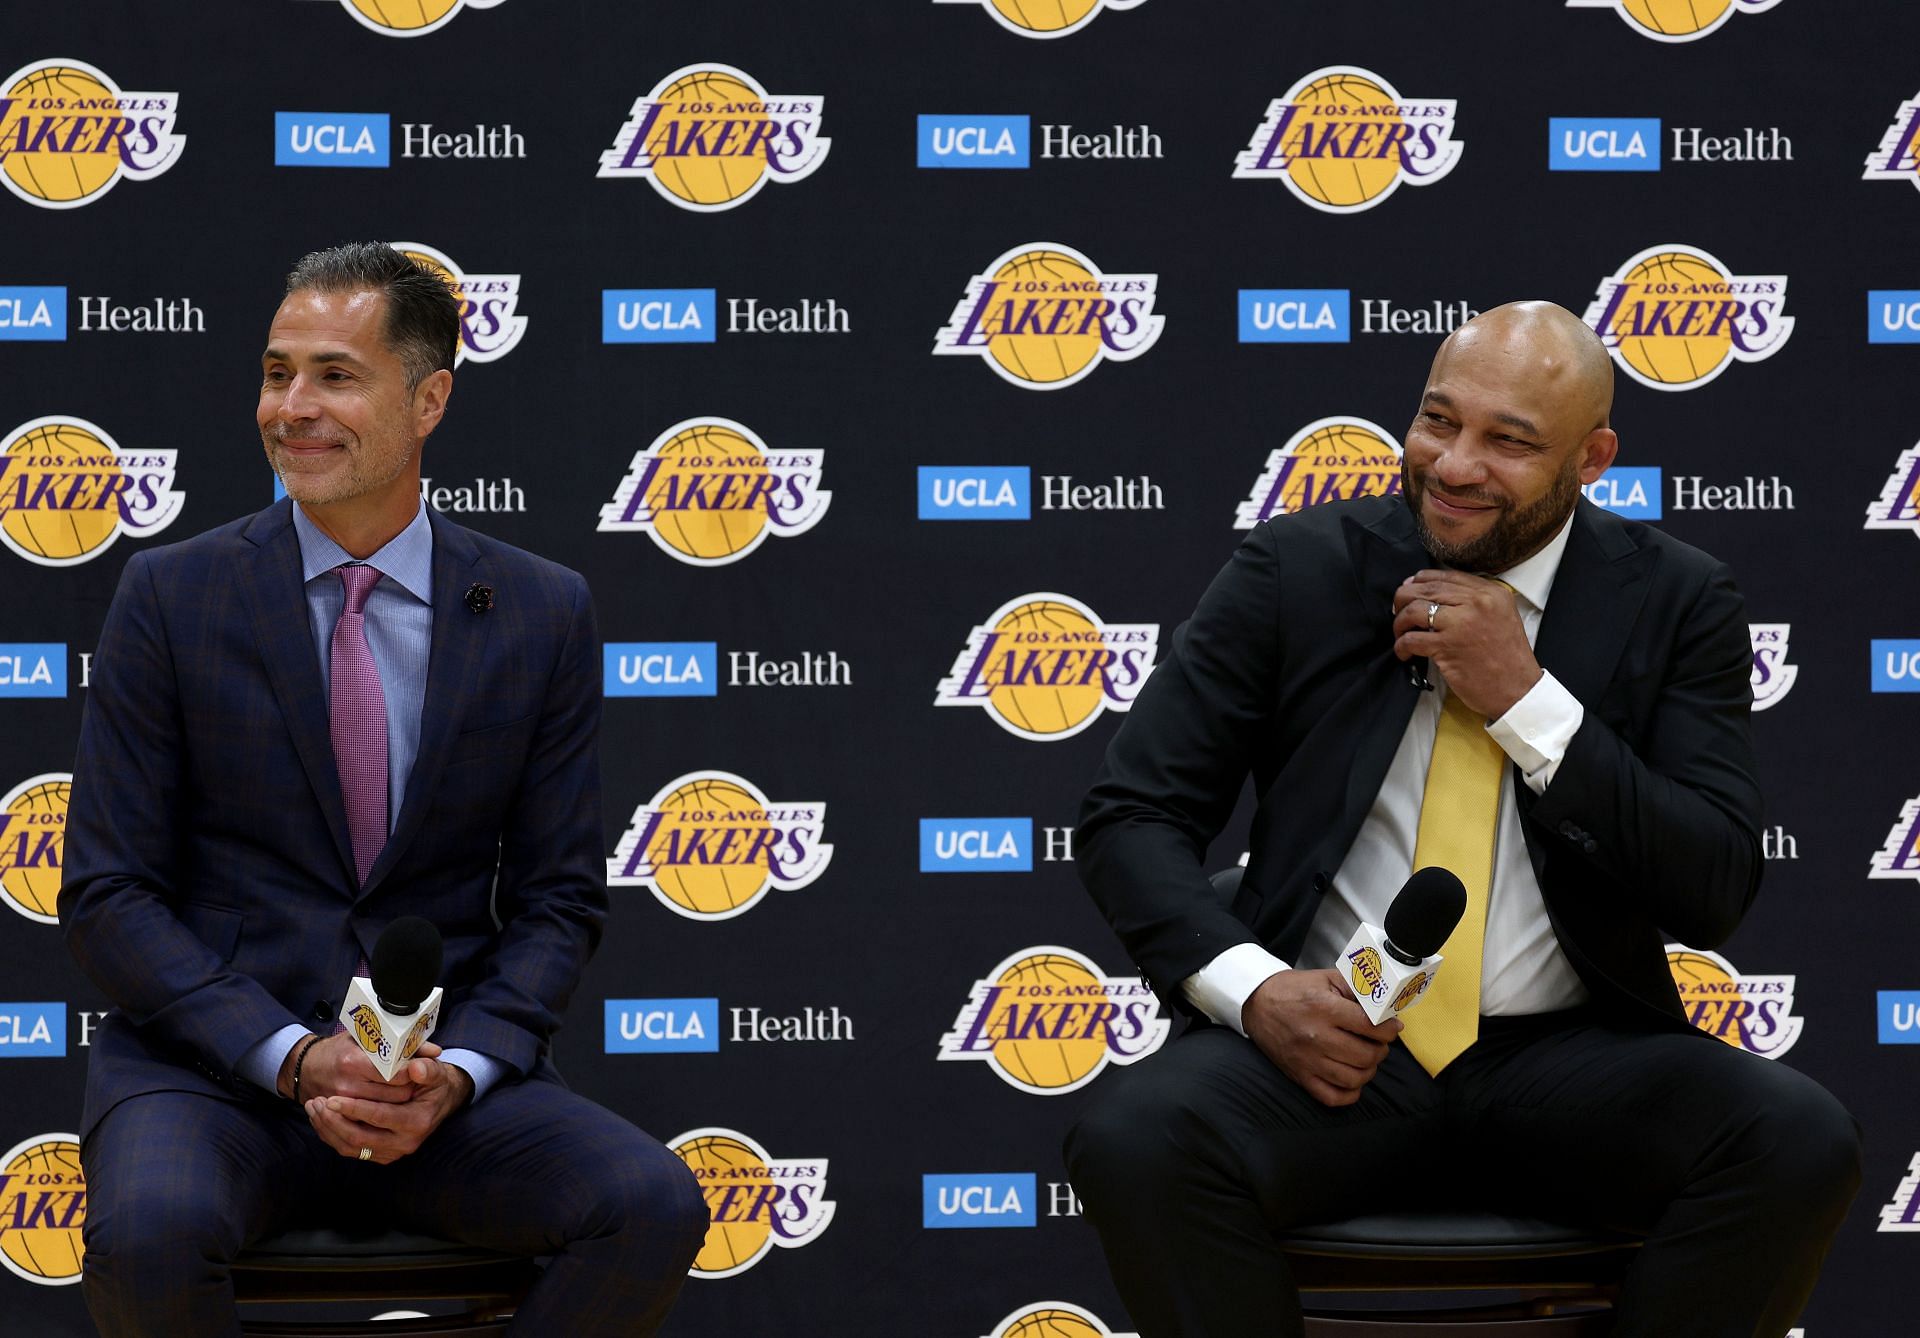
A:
[1183, 513, 1592, 1033]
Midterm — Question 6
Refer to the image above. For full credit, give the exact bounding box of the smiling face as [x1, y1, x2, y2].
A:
[258, 286, 448, 525]
[1401, 302, 1618, 572]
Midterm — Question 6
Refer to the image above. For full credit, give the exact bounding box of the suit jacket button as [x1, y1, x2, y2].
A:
[312, 1000, 335, 1023]
[1311, 873, 1329, 894]
[1581, 838, 1598, 855]
[1558, 820, 1576, 837]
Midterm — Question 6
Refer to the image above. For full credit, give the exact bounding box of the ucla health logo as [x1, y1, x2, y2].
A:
[605, 998, 719, 1054]
[335, 0, 505, 37]
[1583, 245, 1791, 391]
[921, 818, 1033, 872]
[1583, 466, 1663, 519]
[0, 60, 184, 209]
[604, 643, 717, 698]
[924, 1173, 1036, 1228]
[918, 115, 1030, 169]
[0, 1132, 84, 1284]
[1869, 292, 1920, 345]
[1867, 93, 1920, 193]
[1238, 290, 1350, 343]
[940, 946, 1168, 1094]
[935, 243, 1162, 390]
[933, 0, 1144, 40]
[0, 645, 65, 698]
[274, 112, 388, 167]
[597, 418, 829, 566]
[1235, 416, 1401, 527]
[980, 1303, 1139, 1338]
[0, 287, 64, 341]
[1866, 444, 1920, 537]
[608, 771, 832, 920]
[1566, 0, 1780, 43]
[1232, 67, 1461, 214]
[392, 242, 525, 364]
[597, 64, 829, 212]
[1880, 992, 1920, 1044]
[1550, 117, 1660, 171]
[1749, 624, 1796, 711]
[0, 1003, 64, 1057]
[1871, 793, 1920, 882]
[1874, 641, 1920, 693]
[936, 594, 1157, 741]
[1666, 945, 1802, 1059]
[0, 418, 184, 567]
[918, 466, 1031, 520]
[669, 1128, 832, 1277]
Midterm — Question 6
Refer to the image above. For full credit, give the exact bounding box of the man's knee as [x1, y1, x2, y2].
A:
[1064, 1070, 1208, 1212]
[83, 1150, 241, 1286]
[1753, 1080, 1862, 1212]
[573, 1133, 707, 1259]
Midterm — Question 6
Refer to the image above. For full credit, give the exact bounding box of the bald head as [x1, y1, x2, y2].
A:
[1433, 301, 1613, 436]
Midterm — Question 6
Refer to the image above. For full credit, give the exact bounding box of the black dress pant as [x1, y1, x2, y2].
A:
[1064, 1011, 1861, 1338]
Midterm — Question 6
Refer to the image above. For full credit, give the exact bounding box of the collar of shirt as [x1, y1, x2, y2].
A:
[1488, 508, 1575, 619]
[291, 500, 435, 605]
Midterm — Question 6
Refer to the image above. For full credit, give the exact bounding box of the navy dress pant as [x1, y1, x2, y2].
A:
[81, 1077, 708, 1338]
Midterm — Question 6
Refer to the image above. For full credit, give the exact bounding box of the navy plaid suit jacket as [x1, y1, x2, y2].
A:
[59, 499, 608, 1141]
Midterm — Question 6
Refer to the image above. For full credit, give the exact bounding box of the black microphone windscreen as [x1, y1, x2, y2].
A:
[371, 916, 443, 1013]
[1384, 867, 1467, 960]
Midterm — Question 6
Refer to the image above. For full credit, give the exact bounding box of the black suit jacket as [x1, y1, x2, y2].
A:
[1076, 495, 1762, 1031]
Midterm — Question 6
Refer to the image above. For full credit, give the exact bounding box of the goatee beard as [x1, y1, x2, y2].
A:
[1404, 462, 1580, 573]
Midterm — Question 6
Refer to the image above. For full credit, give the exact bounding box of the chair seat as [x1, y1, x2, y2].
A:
[235, 1226, 524, 1274]
[1284, 1212, 1641, 1261]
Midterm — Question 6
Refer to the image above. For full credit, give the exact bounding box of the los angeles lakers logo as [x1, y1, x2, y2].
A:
[1583, 245, 1792, 392]
[597, 64, 829, 212]
[0, 1133, 84, 1285]
[1235, 416, 1402, 528]
[608, 771, 832, 921]
[1232, 67, 1462, 214]
[1864, 92, 1920, 192]
[934, 244, 1163, 390]
[932, 0, 1146, 40]
[936, 594, 1158, 741]
[335, 0, 506, 38]
[0, 418, 185, 567]
[0, 774, 68, 925]
[981, 1302, 1140, 1338]
[596, 418, 829, 566]
[1870, 794, 1920, 882]
[1666, 945, 1803, 1059]
[1567, 0, 1781, 43]
[1749, 624, 1796, 712]
[939, 946, 1169, 1094]
[668, 1128, 833, 1278]
[1866, 445, 1920, 538]
[0, 60, 184, 210]
[1881, 1153, 1920, 1232]
[391, 242, 527, 365]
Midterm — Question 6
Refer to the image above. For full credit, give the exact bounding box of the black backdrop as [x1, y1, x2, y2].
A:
[2, 2, 1917, 1334]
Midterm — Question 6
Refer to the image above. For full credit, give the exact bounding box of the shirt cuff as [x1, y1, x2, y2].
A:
[436, 1047, 504, 1103]
[1487, 668, 1585, 793]
[1180, 943, 1290, 1037]
[237, 1023, 311, 1095]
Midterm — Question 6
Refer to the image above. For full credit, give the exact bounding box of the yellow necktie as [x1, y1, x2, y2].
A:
[1399, 662, 1509, 1077]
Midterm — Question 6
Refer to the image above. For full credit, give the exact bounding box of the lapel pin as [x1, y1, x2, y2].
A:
[464, 582, 494, 615]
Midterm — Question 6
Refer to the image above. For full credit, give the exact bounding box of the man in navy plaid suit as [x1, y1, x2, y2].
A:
[59, 242, 708, 1337]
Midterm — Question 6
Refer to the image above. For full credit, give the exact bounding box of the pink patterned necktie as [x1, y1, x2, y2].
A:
[330, 563, 388, 887]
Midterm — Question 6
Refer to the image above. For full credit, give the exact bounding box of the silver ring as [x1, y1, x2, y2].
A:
[358, 1147, 373, 1162]
[1426, 601, 1440, 631]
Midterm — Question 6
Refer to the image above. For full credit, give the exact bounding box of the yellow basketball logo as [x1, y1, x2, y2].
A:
[1866, 446, 1920, 539]
[0, 774, 69, 925]
[0, 418, 185, 567]
[935, 244, 1163, 389]
[939, 946, 1169, 1094]
[0, 60, 184, 210]
[667, 1128, 834, 1279]
[932, 0, 1147, 40]
[1584, 245, 1792, 392]
[597, 64, 830, 212]
[1233, 67, 1461, 214]
[608, 771, 833, 921]
[597, 418, 830, 566]
[391, 242, 527, 364]
[337, 0, 506, 37]
[1236, 416, 1403, 527]
[1566, 0, 1781, 43]
[936, 594, 1158, 741]
[1665, 944, 1802, 1058]
[982, 1302, 1139, 1338]
[0, 1133, 84, 1285]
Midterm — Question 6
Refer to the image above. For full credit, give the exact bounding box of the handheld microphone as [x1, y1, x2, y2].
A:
[1339, 867, 1467, 1025]
[341, 916, 444, 1081]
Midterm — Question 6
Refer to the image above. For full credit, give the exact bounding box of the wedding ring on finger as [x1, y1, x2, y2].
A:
[1426, 601, 1440, 631]
[359, 1147, 373, 1162]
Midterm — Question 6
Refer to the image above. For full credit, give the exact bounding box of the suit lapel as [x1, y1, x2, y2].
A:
[237, 501, 357, 891]
[365, 511, 490, 896]
[1335, 504, 1434, 841]
[1531, 500, 1656, 711]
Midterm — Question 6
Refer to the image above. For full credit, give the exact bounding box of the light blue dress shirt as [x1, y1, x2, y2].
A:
[235, 501, 503, 1103]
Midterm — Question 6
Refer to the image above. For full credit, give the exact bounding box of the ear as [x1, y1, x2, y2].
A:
[412, 368, 453, 441]
[1576, 427, 1618, 485]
